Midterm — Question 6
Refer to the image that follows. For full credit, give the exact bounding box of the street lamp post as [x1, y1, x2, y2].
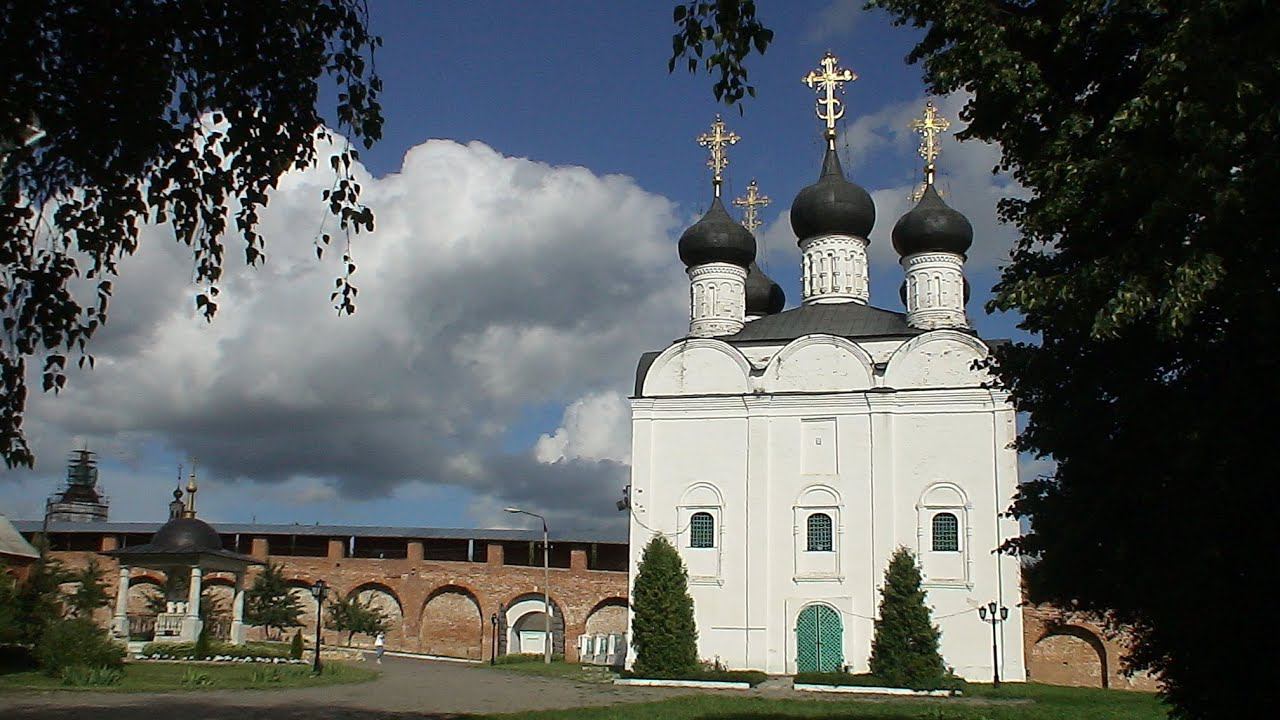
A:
[977, 601, 1009, 687]
[310, 579, 329, 674]
[505, 507, 551, 665]
[490, 612, 498, 665]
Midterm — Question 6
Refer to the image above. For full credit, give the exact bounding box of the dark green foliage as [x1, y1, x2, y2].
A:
[668, 1, 773, 107]
[244, 564, 303, 639]
[0, 563, 19, 644]
[0, 1, 382, 468]
[59, 665, 123, 687]
[794, 671, 964, 692]
[619, 668, 768, 686]
[9, 557, 71, 645]
[290, 630, 304, 660]
[867, 2, 1280, 717]
[869, 548, 946, 688]
[64, 559, 110, 619]
[630, 534, 698, 676]
[34, 617, 124, 677]
[325, 590, 390, 645]
[139, 639, 291, 660]
[193, 625, 212, 659]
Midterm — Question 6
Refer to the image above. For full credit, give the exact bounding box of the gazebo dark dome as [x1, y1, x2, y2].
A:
[151, 516, 223, 553]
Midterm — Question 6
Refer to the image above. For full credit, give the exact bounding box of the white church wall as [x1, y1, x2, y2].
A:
[884, 331, 989, 389]
[760, 335, 874, 393]
[627, 337, 1026, 681]
[643, 339, 751, 396]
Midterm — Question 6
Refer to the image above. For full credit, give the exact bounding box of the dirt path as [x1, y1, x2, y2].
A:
[0, 655, 686, 718]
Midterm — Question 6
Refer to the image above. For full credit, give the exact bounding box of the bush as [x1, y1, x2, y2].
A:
[290, 631, 304, 660]
[35, 618, 124, 677]
[180, 668, 212, 687]
[140, 639, 292, 659]
[59, 665, 124, 687]
[619, 668, 768, 686]
[494, 653, 566, 665]
[631, 535, 698, 676]
[193, 625, 212, 659]
[868, 547, 948, 688]
[794, 671, 966, 692]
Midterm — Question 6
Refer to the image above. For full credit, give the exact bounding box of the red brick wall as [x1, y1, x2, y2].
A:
[1023, 605, 1159, 692]
[43, 540, 628, 663]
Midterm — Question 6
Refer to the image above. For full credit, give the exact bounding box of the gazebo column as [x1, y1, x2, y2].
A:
[182, 566, 204, 642]
[112, 565, 130, 639]
[230, 572, 246, 645]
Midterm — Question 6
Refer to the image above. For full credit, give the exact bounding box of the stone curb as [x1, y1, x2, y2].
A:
[613, 678, 752, 689]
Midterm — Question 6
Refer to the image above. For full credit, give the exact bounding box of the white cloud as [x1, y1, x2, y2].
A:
[534, 391, 631, 465]
[807, 0, 864, 43]
[1, 137, 685, 533]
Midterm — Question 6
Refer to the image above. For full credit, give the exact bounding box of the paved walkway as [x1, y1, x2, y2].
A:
[0, 655, 685, 719]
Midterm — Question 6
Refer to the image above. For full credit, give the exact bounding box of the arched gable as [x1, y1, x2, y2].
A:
[642, 338, 751, 396]
[883, 330, 990, 389]
[918, 481, 970, 509]
[762, 334, 874, 393]
[796, 483, 842, 507]
[680, 482, 724, 508]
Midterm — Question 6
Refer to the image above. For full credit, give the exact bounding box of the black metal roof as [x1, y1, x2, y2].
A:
[12, 520, 626, 545]
[724, 302, 920, 344]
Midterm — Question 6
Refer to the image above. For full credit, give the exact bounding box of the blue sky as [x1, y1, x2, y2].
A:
[0, 2, 1033, 534]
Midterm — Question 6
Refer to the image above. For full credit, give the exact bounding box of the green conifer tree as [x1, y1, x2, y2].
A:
[244, 563, 303, 640]
[630, 534, 698, 676]
[869, 547, 947, 688]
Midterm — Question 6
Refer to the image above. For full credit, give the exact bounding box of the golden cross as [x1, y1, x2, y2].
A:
[803, 52, 857, 148]
[910, 100, 951, 187]
[696, 114, 741, 198]
[733, 180, 770, 233]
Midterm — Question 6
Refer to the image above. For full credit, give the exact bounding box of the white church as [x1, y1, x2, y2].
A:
[626, 53, 1025, 681]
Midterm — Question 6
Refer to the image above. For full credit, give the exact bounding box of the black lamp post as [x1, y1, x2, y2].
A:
[977, 601, 1009, 687]
[310, 579, 329, 674]
[490, 613, 498, 665]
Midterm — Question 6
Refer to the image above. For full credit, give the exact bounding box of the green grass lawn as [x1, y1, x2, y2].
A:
[0, 660, 378, 693]
[481, 656, 618, 684]
[483, 683, 1166, 720]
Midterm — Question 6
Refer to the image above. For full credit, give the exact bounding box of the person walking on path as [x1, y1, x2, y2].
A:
[374, 632, 385, 663]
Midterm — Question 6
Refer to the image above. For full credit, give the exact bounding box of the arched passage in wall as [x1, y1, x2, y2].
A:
[419, 584, 483, 660]
[1029, 625, 1109, 688]
[499, 593, 565, 658]
[350, 583, 405, 648]
[286, 580, 320, 633]
[583, 597, 628, 635]
[126, 576, 163, 615]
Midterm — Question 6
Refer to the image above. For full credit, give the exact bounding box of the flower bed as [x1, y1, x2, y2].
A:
[137, 640, 299, 664]
[617, 669, 768, 687]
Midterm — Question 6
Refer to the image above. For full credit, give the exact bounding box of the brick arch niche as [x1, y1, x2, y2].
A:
[419, 585, 484, 660]
[583, 597, 628, 635]
[350, 583, 405, 648]
[499, 593, 565, 658]
[1029, 625, 1109, 688]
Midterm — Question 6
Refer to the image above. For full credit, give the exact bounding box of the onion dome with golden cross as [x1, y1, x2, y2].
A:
[891, 101, 973, 257]
[790, 52, 875, 242]
[678, 115, 756, 269]
[733, 180, 785, 316]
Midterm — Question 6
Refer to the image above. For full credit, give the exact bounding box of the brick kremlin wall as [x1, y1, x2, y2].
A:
[42, 533, 629, 663]
[1022, 605, 1159, 691]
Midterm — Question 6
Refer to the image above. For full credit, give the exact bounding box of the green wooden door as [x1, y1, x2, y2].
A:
[795, 604, 844, 673]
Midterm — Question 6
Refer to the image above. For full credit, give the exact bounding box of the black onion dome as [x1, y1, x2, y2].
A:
[151, 516, 223, 553]
[745, 262, 786, 316]
[891, 184, 973, 257]
[790, 148, 876, 241]
[678, 197, 756, 268]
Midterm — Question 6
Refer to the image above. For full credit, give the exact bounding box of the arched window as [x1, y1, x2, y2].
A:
[689, 512, 715, 548]
[932, 512, 959, 552]
[806, 513, 833, 552]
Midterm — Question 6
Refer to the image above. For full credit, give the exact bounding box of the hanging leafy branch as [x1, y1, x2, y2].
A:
[668, 1, 774, 108]
[0, 0, 383, 468]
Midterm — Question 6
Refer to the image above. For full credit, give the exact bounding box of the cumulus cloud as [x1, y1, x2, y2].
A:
[807, 0, 864, 43]
[1, 138, 685, 533]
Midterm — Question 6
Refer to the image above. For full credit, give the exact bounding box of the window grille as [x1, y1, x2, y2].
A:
[932, 512, 960, 551]
[689, 512, 715, 548]
[806, 513, 833, 552]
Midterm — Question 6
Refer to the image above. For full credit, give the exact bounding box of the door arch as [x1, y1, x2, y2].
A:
[796, 604, 843, 673]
